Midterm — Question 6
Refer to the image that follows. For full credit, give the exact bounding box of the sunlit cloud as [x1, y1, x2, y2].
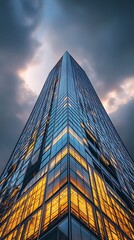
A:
[102, 77, 134, 113]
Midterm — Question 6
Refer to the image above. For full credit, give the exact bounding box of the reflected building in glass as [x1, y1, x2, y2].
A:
[0, 52, 134, 240]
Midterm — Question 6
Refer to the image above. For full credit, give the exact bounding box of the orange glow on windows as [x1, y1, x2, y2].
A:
[69, 127, 83, 145]
[96, 211, 105, 239]
[4, 229, 17, 240]
[50, 147, 68, 170]
[94, 171, 118, 224]
[104, 218, 122, 240]
[25, 130, 37, 159]
[3, 176, 46, 237]
[85, 127, 96, 143]
[88, 166, 99, 207]
[4, 210, 41, 240]
[44, 144, 51, 152]
[101, 155, 109, 166]
[0, 222, 6, 238]
[69, 146, 87, 170]
[50, 145, 87, 171]
[0, 209, 11, 224]
[53, 127, 67, 145]
[71, 187, 97, 233]
[17, 225, 24, 240]
[111, 198, 133, 239]
[52, 127, 83, 146]
[70, 157, 91, 199]
[93, 170, 133, 239]
[42, 187, 68, 230]
[23, 210, 42, 240]
[83, 138, 88, 146]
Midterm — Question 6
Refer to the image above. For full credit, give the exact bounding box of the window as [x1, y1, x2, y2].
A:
[94, 171, 117, 224]
[58, 218, 68, 239]
[50, 147, 68, 170]
[0, 222, 6, 238]
[51, 131, 67, 157]
[104, 218, 122, 240]
[70, 156, 91, 199]
[46, 156, 67, 199]
[92, 169, 133, 239]
[42, 187, 68, 231]
[69, 146, 87, 170]
[53, 128, 68, 146]
[22, 165, 48, 194]
[3, 176, 46, 237]
[25, 130, 37, 160]
[96, 211, 105, 239]
[111, 198, 133, 239]
[71, 187, 97, 233]
[23, 209, 42, 240]
[4, 210, 41, 240]
[88, 166, 99, 207]
[69, 127, 83, 145]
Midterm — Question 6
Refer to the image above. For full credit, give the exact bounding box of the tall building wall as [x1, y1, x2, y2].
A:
[0, 52, 133, 240]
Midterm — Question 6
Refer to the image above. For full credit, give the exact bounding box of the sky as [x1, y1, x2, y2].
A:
[0, 0, 134, 174]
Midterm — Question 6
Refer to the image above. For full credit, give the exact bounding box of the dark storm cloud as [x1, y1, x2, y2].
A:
[0, 0, 44, 174]
[54, 0, 134, 95]
[110, 99, 134, 160]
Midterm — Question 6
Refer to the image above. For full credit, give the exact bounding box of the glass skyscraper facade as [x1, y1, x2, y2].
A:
[0, 52, 133, 240]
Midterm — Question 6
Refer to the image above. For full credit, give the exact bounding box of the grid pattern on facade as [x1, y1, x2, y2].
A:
[0, 52, 133, 240]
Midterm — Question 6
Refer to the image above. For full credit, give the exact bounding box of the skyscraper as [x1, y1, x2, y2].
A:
[0, 52, 133, 240]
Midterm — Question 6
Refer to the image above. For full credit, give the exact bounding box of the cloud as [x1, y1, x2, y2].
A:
[102, 77, 134, 113]
[1, 0, 134, 175]
[110, 99, 134, 160]
[54, 0, 134, 92]
[43, 0, 134, 158]
[0, 0, 44, 174]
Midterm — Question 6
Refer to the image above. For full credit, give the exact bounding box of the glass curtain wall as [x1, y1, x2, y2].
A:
[0, 52, 133, 240]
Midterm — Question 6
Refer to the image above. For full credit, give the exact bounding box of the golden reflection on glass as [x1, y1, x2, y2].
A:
[4, 225, 24, 240]
[107, 186, 125, 207]
[4, 209, 41, 240]
[101, 155, 109, 166]
[111, 198, 133, 239]
[96, 211, 105, 239]
[70, 168, 91, 200]
[50, 147, 68, 170]
[17, 225, 24, 240]
[0, 222, 6, 238]
[104, 218, 123, 240]
[92, 169, 133, 239]
[44, 144, 51, 152]
[3, 176, 46, 237]
[71, 187, 97, 233]
[69, 146, 87, 170]
[52, 126, 83, 147]
[42, 187, 68, 230]
[85, 127, 96, 143]
[25, 130, 37, 159]
[88, 166, 99, 207]
[0, 209, 11, 224]
[23, 210, 41, 240]
[94, 171, 118, 224]
[4, 229, 17, 240]
[53, 127, 67, 145]
[83, 138, 88, 146]
[69, 127, 83, 145]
